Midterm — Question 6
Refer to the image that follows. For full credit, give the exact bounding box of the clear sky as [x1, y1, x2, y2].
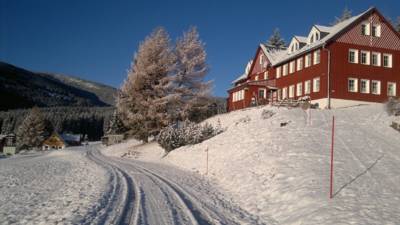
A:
[1, 0, 399, 97]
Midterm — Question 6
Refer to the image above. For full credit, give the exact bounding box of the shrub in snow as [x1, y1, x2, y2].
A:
[261, 109, 275, 120]
[385, 97, 400, 116]
[157, 120, 223, 153]
[235, 116, 251, 125]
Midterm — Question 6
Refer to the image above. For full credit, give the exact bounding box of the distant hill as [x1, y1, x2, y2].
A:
[0, 61, 117, 110]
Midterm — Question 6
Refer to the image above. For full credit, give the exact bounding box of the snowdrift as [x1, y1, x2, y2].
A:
[105, 105, 400, 224]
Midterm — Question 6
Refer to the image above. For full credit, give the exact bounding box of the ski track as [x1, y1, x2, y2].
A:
[86, 145, 263, 225]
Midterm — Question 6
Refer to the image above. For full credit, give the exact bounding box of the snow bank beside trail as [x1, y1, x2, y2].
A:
[0, 148, 107, 225]
[108, 104, 400, 224]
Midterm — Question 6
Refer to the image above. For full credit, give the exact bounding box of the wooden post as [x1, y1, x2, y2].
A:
[330, 116, 335, 199]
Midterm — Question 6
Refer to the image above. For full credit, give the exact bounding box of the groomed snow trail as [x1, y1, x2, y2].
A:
[87, 145, 269, 225]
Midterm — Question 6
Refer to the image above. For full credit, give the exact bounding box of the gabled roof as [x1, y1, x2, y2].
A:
[260, 7, 375, 66]
[231, 60, 253, 84]
[294, 36, 307, 43]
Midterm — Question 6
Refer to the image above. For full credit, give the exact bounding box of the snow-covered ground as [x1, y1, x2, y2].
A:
[108, 104, 400, 225]
[0, 148, 107, 225]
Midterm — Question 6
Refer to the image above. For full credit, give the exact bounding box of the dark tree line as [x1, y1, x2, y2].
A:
[0, 107, 114, 141]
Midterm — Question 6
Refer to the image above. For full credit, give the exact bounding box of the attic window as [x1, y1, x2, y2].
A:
[372, 24, 381, 37]
[315, 32, 320, 41]
[361, 22, 370, 35]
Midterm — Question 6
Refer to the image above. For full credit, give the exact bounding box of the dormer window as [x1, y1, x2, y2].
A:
[315, 32, 319, 41]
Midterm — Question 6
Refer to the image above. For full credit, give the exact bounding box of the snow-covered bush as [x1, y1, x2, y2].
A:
[157, 121, 224, 153]
[261, 109, 275, 120]
[385, 97, 400, 116]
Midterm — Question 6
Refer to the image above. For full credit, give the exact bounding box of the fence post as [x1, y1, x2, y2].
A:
[330, 116, 335, 199]
[205, 147, 209, 176]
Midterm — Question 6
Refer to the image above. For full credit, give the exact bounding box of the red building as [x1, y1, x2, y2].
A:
[227, 7, 400, 111]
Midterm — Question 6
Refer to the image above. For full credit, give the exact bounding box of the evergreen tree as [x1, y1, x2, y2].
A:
[174, 27, 212, 121]
[16, 107, 51, 150]
[118, 27, 175, 142]
[266, 28, 286, 49]
[395, 17, 400, 33]
[332, 7, 352, 25]
[106, 110, 126, 134]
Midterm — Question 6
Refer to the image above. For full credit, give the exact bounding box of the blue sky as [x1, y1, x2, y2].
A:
[1, 0, 399, 97]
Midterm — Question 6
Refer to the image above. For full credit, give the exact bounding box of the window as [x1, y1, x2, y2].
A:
[360, 79, 370, 93]
[371, 80, 381, 95]
[264, 71, 268, 80]
[372, 24, 381, 37]
[282, 87, 288, 99]
[296, 83, 303, 96]
[305, 54, 312, 67]
[383, 54, 393, 68]
[233, 90, 245, 102]
[310, 35, 314, 44]
[315, 32, 320, 41]
[260, 54, 264, 65]
[258, 88, 266, 98]
[289, 85, 295, 98]
[289, 61, 295, 74]
[313, 50, 321, 65]
[372, 52, 381, 66]
[348, 78, 358, 92]
[297, 57, 303, 71]
[283, 64, 288, 76]
[255, 75, 259, 81]
[361, 22, 370, 35]
[304, 80, 311, 94]
[313, 77, 320, 92]
[349, 49, 359, 63]
[388, 82, 397, 96]
[276, 67, 281, 78]
[361, 51, 370, 65]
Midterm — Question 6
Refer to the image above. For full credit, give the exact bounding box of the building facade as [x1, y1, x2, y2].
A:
[227, 7, 400, 111]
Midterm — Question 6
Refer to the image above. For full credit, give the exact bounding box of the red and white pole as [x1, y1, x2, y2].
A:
[330, 116, 335, 199]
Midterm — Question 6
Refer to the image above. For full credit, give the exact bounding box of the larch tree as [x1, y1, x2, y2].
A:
[266, 28, 286, 49]
[332, 7, 352, 25]
[16, 107, 51, 150]
[117, 27, 175, 142]
[174, 27, 212, 121]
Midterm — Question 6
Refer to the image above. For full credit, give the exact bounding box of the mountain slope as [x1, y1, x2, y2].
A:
[0, 61, 117, 110]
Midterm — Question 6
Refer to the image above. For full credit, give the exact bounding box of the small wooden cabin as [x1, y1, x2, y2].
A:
[42, 133, 66, 150]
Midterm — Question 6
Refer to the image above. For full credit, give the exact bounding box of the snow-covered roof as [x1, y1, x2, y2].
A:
[261, 7, 374, 66]
[294, 36, 307, 43]
[232, 60, 253, 84]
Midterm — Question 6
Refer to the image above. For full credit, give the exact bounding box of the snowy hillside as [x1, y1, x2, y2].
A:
[106, 104, 400, 224]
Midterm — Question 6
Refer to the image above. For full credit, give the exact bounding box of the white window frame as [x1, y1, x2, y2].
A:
[258, 88, 267, 98]
[304, 80, 311, 94]
[360, 51, 370, 65]
[282, 87, 288, 99]
[313, 50, 321, 65]
[348, 78, 358, 93]
[313, 77, 320, 92]
[289, 61, 295, 74]
[372, 24, 381, 37]
[305, 54, 312, 68]
[383, 54, 393, 68]
[289, 85, 295, 98]
[387, 82, 397, 97]
[371, 80, 381, 95]
[349, 49, 359, 63]
[361, 22, 370, 36]
[276, 66, 281, 78]
[297, 57, 303, 71]
[360, 79, 370, 94]
[260, 54, 264, 65]
[296, 83, 303, 97]
[264, 71, 268, 80]
[371, 52, 381, 66]
[255, 75, 259, 81]
[283, 64, 288, 76]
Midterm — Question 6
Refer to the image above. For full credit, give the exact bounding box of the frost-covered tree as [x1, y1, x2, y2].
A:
[16, 107, 51, 150]
[117, 27, 175, 142]
[332, 7, 352, 25]
[106, 110, 126, 135]
[266, 28, 286, 49]
[173, 27, 212, 121]
[395, 17, 400, 33]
